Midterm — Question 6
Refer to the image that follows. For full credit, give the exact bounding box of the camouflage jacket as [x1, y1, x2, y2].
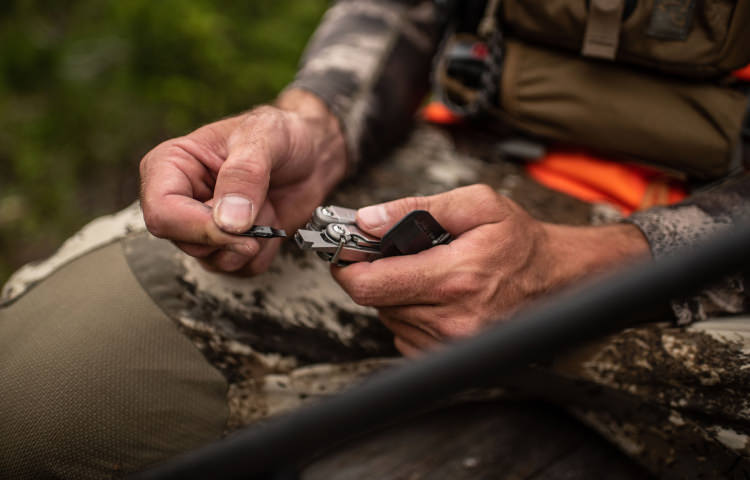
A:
[288, 0, 749, 325]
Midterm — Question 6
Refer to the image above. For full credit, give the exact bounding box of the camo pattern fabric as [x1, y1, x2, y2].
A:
[627, 174, 750, 326]
[546, 318, 750, 478]
[288, 0, 750, 326]
[287, 0, 444, 169]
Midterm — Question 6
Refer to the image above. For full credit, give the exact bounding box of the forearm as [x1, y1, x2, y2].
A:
[540, 174, 749, 325]
[286, 0, 444, 170]
[543, 222, 651, 289]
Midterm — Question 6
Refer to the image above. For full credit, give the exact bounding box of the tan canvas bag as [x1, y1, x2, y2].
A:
[502, 0, 750, 78]
[496, 39, 748, 179]
[436, 0, 750, 179]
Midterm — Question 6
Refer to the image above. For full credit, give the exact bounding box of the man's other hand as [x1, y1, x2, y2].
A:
[139, 90, 347, 275]
[332, 185, 651, 356]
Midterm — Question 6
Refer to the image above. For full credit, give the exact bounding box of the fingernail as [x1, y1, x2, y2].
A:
[357, 205, 388, 229]
[214, 195, 253, 232]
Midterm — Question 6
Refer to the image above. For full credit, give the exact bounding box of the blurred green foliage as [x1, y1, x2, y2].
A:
[0, 0, 328, 284]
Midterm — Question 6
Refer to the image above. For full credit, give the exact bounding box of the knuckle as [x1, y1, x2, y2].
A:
[441, 271, 481, 299]
[222, 158, 270, 184]
[438, 318, 475, 339]
[393, 337, 409, 356]
[439, 280, 463, 300]
[244, 106, 286, 131]
[470, 184, 498, 203]
[346, 279, 375, 306]
[250, 105, 278, 119]
[435, 322, 460, 339]
[203, 228, 229, 247]
[142, 208, 166, 238]
[443, 273, 467, 297]
[389, 196, 428, 220]
[140, 138, 176, 166]
[347, 284, 367, 305]
[403, 196, 426, 212]
[465, 184, 506, 219]
[138, 151, 158, 187]
[138, 154, 150, 175]
[176, 243, 213, 259]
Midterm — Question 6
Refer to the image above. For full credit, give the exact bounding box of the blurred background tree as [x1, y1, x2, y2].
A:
[0, 0, 328, 284]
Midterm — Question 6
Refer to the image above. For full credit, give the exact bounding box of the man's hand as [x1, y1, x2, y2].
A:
[332, 185, 651, 356]
[139, 89, 347, 274]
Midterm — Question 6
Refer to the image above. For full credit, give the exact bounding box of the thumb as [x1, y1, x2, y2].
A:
[212, 149, 269, 233]
[212, 115, 282, 233]
[356, 185, 503, 238]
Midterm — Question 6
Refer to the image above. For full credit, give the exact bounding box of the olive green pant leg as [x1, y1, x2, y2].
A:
[0, 240, 228, 479]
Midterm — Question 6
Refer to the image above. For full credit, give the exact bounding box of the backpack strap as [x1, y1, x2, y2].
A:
[582, 0, 626, 60]
[478, 0, 501, 38]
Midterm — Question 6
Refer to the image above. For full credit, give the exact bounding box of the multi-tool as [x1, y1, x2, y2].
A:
[237, 205, 451, 265]
[294, 205, 452, 265]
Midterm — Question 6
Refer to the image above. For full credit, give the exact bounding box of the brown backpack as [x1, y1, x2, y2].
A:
[438, 0, 750, 180]
[502, 0, 750, 78]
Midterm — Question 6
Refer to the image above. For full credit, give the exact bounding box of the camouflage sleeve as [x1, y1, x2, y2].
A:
[285, 0, 444, 170]
[626, 173, 750, 325]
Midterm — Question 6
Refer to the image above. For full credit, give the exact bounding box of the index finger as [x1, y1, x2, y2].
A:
[331, 244, 452, 307]
[140, 158, 259, 253]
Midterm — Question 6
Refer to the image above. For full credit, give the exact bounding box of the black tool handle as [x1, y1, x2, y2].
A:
[380, 210, 451, 257]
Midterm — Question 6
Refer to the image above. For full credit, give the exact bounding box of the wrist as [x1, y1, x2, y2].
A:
[542, 222, 652, 289]
[276, 89, 348, 194]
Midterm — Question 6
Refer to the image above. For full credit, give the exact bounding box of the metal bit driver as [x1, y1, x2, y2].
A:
[295, 205, 451, 265]
[239, 226, 287, 238]
[295, 206, 382, 265]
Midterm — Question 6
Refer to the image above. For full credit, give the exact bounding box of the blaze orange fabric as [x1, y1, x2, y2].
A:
[734, 64, 750, 82]
[422, 101, 463, 125]
[526, 151, 687, 215]
[421, 98, 694, 215]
